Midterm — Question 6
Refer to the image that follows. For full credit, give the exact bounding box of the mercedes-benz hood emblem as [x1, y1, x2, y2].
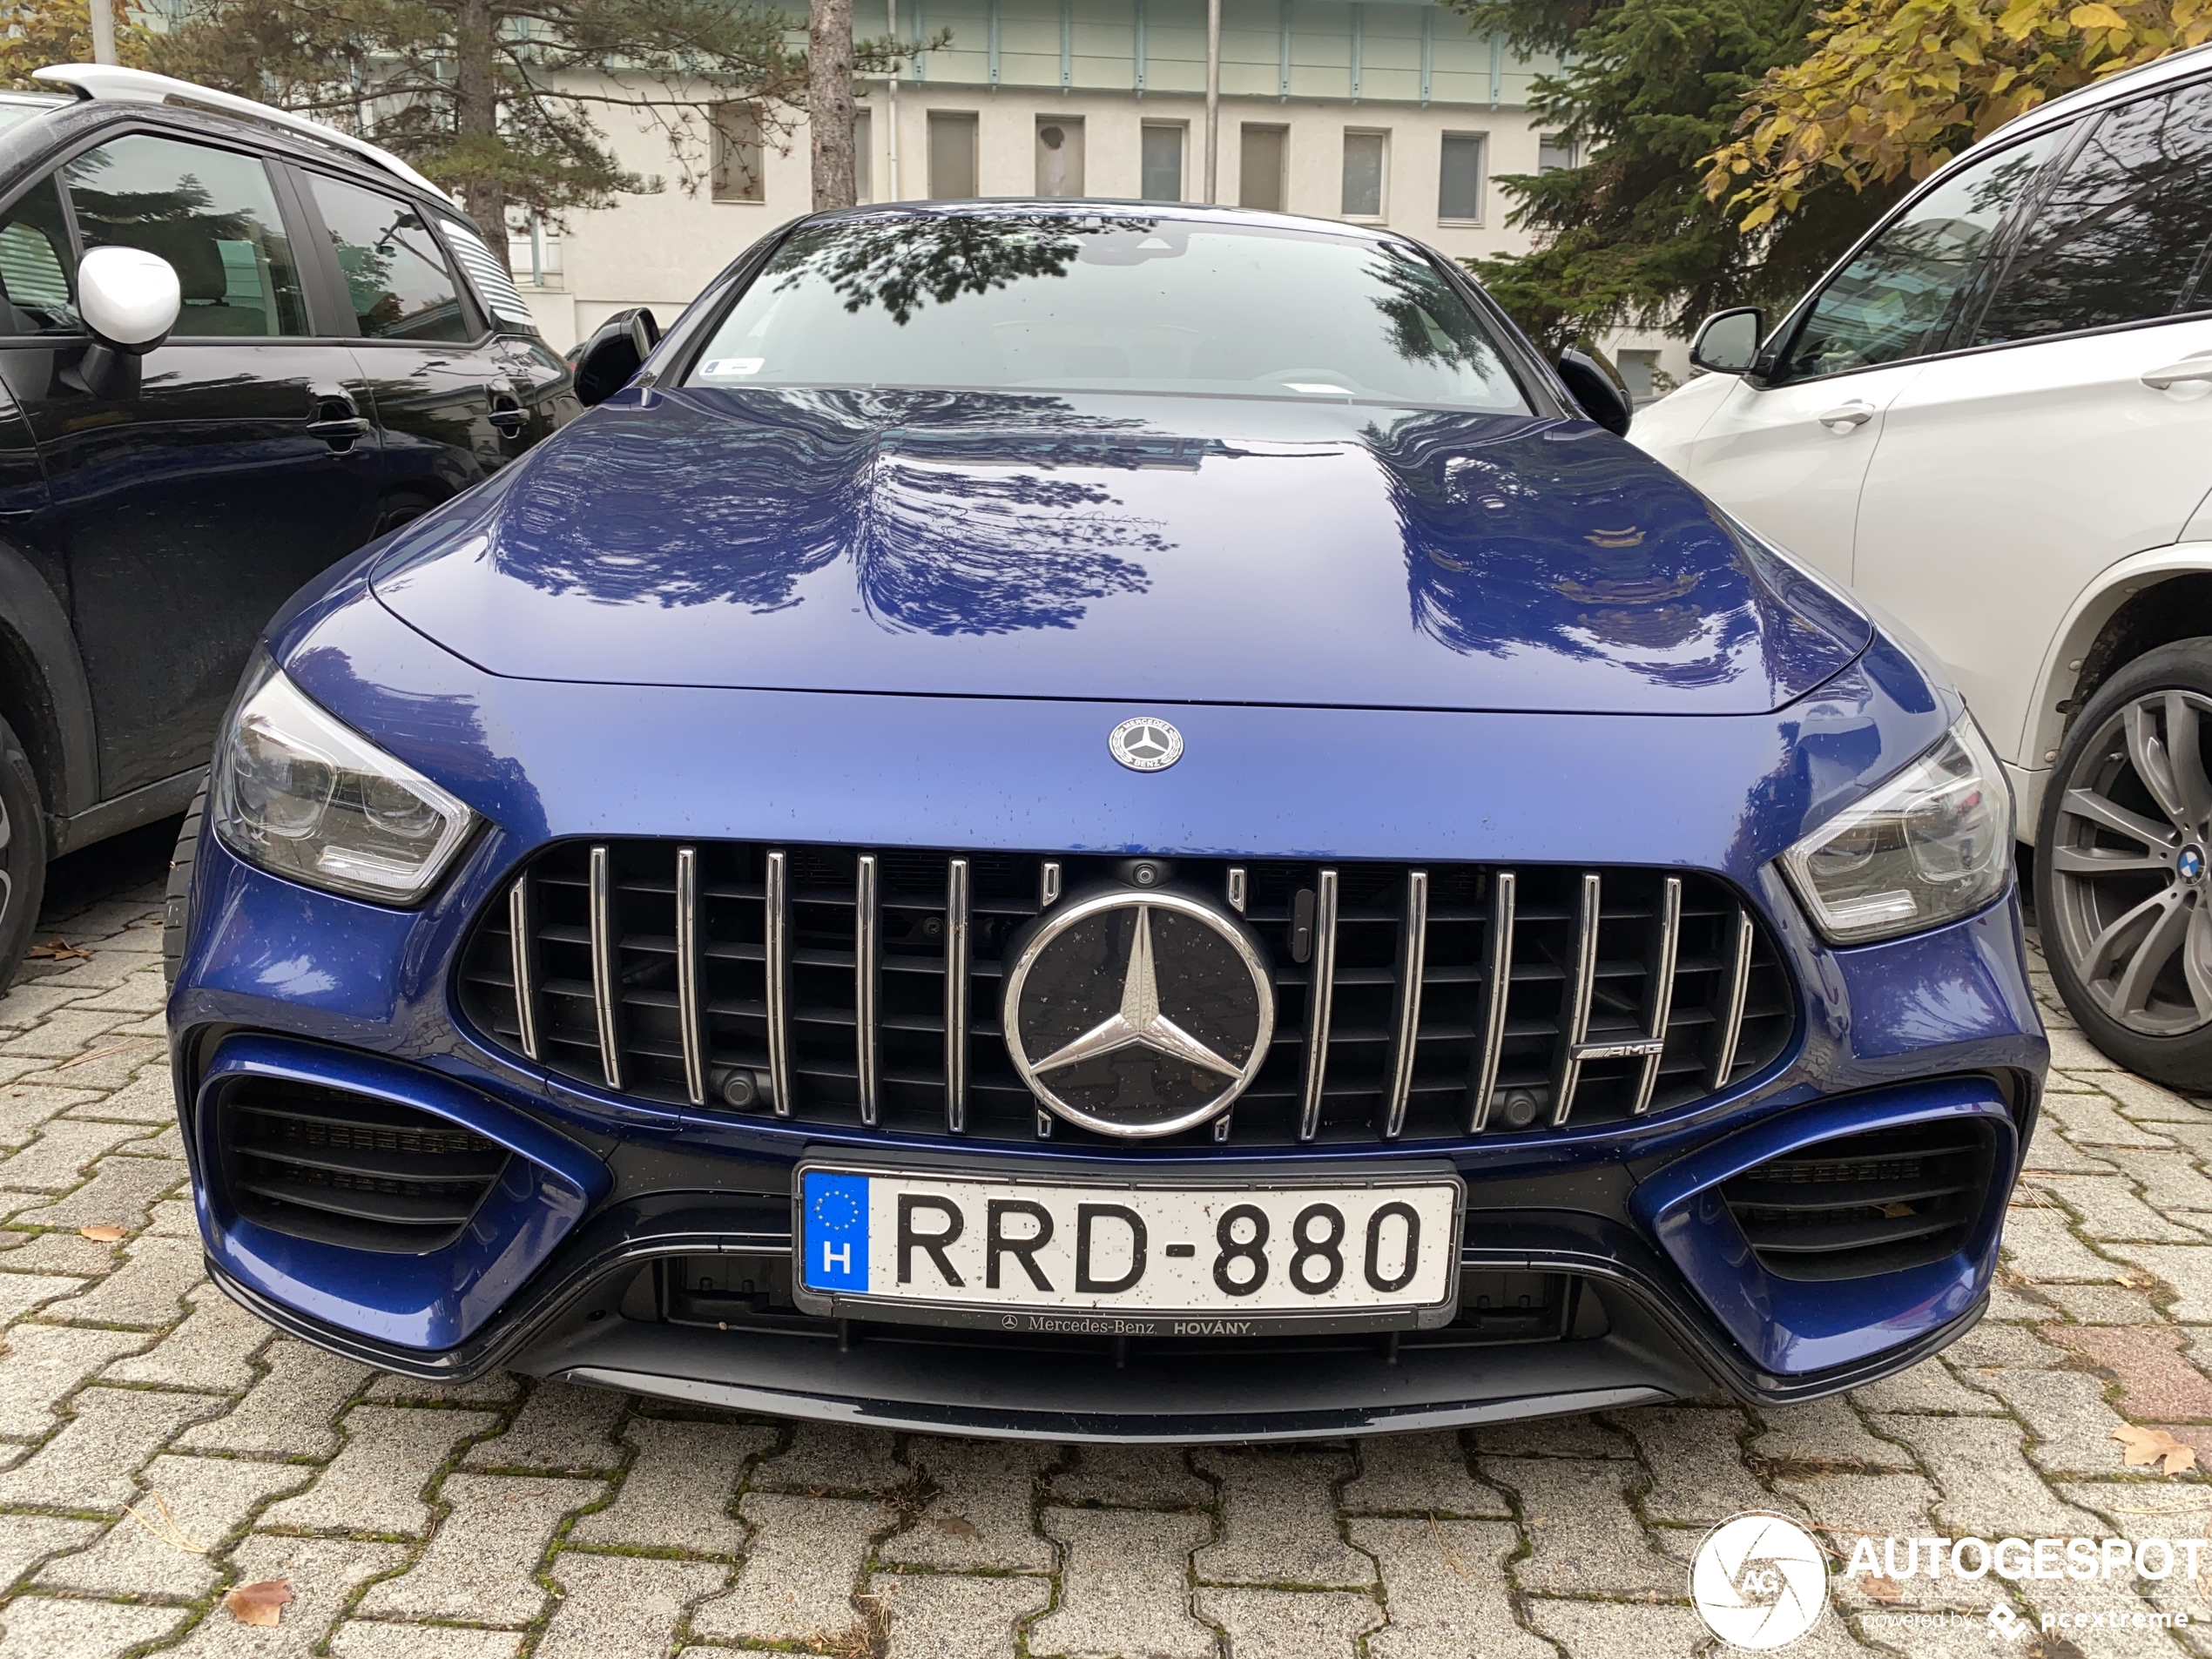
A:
[1003, 887, 1273, 1137]
[1109, 716, 1184, 772]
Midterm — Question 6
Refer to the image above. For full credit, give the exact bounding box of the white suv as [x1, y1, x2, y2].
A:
[1635, 45, 2212, 1087]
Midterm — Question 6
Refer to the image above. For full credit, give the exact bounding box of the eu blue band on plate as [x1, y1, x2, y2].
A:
[802, 1172, 870, 1291]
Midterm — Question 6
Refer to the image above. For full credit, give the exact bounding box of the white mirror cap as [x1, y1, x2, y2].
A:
[78, 246, 181, 349]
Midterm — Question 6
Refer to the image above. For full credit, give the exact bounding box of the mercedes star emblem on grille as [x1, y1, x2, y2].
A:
[1002, 888, 1274, 1137]
[1109, 716, 1184, 772]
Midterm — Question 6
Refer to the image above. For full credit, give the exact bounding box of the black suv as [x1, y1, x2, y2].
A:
[0, 67, 577, 979]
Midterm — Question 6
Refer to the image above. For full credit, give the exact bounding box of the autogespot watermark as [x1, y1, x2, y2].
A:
[1689, 1513, 2205, 1649]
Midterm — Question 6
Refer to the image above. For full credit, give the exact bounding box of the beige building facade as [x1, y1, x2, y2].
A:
[517, 0, 1689, 398]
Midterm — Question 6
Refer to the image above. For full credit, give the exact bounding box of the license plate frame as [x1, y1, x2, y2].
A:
[790, 1153, 1467, 1337]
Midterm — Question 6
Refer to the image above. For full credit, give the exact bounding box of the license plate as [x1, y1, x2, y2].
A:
[792, 1162, 1464, 1334]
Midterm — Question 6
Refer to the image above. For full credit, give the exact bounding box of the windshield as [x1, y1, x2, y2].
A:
[686, 212, 1531, 411]
[0, 99, 60, 136]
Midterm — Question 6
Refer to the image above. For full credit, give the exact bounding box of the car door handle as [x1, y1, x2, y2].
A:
[2141, 361, 2212, 391]
[1817, 402, 1876, 431]
[488, 391, 528, 433]
[307, 395, 369, 450]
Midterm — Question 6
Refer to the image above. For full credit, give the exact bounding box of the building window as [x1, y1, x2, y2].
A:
[1239, 125, 1286, 212]
[508, 212, 563, 289]
[1141, 124, 1184, 202]
[1036, 118, 1085, 197]
[1538, 134, 1576, 172]
[855, 109, 873, 203]
[1341, 130, 1386, 219]
[711, 103, 765, 204]
[1438, 132, 1484, 223]
[1617, 348, 1664, 405]
[928, 111, 977, 199]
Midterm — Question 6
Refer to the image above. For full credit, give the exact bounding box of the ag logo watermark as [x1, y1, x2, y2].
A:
[1691, 1513, 1830, 1649]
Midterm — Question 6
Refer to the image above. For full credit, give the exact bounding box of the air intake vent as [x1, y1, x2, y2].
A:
[215, 1077, 510, 1254]
[458, 844, 1792, 1150]
[1722, 1120, 1997, 1282]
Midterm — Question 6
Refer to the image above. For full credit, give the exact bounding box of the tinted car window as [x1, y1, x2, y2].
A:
[687, 214, 1530, 411]
[1770, 128, 2063, 384]
[63, 134, 307, 337]
[0, 176, 77, 334]
[1973, 83, 2212, 346]
[306, 173, 472, 343]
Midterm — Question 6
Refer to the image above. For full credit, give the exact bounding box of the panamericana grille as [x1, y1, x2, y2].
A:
[1722, 1120, 1997, 1281]
[214, 1078, 511, 1254]
[456, 843, 1792, 1149]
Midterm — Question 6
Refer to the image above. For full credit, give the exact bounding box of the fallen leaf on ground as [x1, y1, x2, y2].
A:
[2114, 1424, 2198, 1474]
[26, 939, 90, 961]
[1862, 1575, 1903, 1603]
[928, 1515, 981, 1541]
[223, 1580, 292, 1628]
[78, 1224, 125, 1243]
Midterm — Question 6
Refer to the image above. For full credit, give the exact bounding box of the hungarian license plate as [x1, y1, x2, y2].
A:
[792, 1162, 1464, 1334]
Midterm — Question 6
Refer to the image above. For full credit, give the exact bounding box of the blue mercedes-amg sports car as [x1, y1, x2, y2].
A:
[167, 202, 2045, 1440]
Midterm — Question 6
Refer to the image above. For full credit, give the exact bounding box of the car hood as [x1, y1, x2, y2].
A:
[368, 386, 1870, 716]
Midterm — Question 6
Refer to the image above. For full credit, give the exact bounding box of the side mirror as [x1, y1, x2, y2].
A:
[1555, 347, 1632, 438]
[572, 307, 662, 407]
[1689, 307, 1763, 375]
[69, 245, 179, 398]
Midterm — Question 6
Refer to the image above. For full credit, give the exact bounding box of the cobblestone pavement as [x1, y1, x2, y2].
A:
[3, 846, 2209, 1658]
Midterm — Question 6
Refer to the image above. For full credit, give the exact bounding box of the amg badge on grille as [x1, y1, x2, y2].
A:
[1002, 889, 1272, 1137]
[1108, 716, 1184, 772]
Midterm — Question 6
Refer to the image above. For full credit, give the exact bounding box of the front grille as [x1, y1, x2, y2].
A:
[1722, 1120, 1998, 1281]
[214, 1077, 511, 1254]
[456, 843, 1792, 1150]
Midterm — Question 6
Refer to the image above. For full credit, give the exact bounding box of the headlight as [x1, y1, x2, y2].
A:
[1780, 716, 2012, 945]
[212, 656, 477, 904]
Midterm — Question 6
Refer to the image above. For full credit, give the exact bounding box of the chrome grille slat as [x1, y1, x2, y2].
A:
[460, 846, 1792, 1146]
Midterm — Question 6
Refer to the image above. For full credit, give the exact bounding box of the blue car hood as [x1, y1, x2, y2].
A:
[369, 387, 1870, 716]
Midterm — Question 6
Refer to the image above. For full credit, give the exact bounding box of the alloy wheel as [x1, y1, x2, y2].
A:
[2049, 689, 2212, 1036]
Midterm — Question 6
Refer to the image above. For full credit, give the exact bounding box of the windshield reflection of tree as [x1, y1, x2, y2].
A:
[777, 213, 1166, 325]
[1370, 409, 1770, 688]
[491, 388, 1161, 632]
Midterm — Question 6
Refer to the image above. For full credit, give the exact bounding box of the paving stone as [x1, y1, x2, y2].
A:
[0, 981, 109, 1029]
[747, 1420, 905, 1494]
[0, 1595, 185, 1658]
[2123, 1150, 2212, 1215]
[2024, 1122, 2119, 1173]
[1190, 1447, 1370, 1588]
[0, 1270, 89, 1326]
[179, 1341, 371, 1456]
[1752, 1397, 1914, 1468]
[105, 1282, 267, 1392]
[1033, 1506, 1214, 1659]
[1616, 1406, 1781, 1523]
[330, 1627, 522, 1659]
[1195, 1586, 1382, 1657]
[1468, 1413, 1635, 1458]
[49, 1231, 204, 1327]
[2043, 1089, 2174, 1145]
[2035, 1174, 2209, 1242]
[1983, 1366, 2132, 1475]
[14, 1151, 184, 1231]
[2002, 1204, 2132, 1281]
[1987, 1280, 2056, 1321]
[1769, 1469, 1939, 1542]
[0, 1324, 145, 1438]
[1351, 1514, 1551, 1659]
[354, 1473, 600, 1623]
[39, 1451, 309, 1597]
[689, 1491, 885, 1646]
[538, 1551, 725, 1659]
[260, 1406, 499, 1535]
[888, 1436, 1055, 1572]
[1049, 1442, 1209, 1508]
[161, 1534, 409, 1658]
[2099, 1072, 2212, 1123]
[1342, 1430, 1507, 1516]
[1948, 1321, 2075, 1371]
[0, 1009, 139, 1060]
[2039, 1283, 2167, 1323]
[0, 1118, 153, 1190]
[2048, 1023, 2128, 1068]
[362, 1370, 523, 1406]
[462, 1379, 626, 1474]
[867, 1570, 1053, 1659]
[1875, 1413, 2098, 1537]
[75, 1067, 183, 1125]
[144, 1197, 199, 1236]
[0, 1384, 217, 1507]
[0, 1513, 102, 1586]
[69, 968, 170, 1015]
[1527, 1599, 1710, 1659]
[2112, 1243, 2212, 1319]
[3, 1230, 120, 1274]
[569, 1415, 771, 1554]
[1483, 1456, 1674, 1594]
[2046, 1324, 2212, 1420]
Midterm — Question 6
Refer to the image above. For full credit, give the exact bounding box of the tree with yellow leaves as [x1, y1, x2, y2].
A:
[0, 0, 153, 90]
[1706, 0, 2212, 228]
